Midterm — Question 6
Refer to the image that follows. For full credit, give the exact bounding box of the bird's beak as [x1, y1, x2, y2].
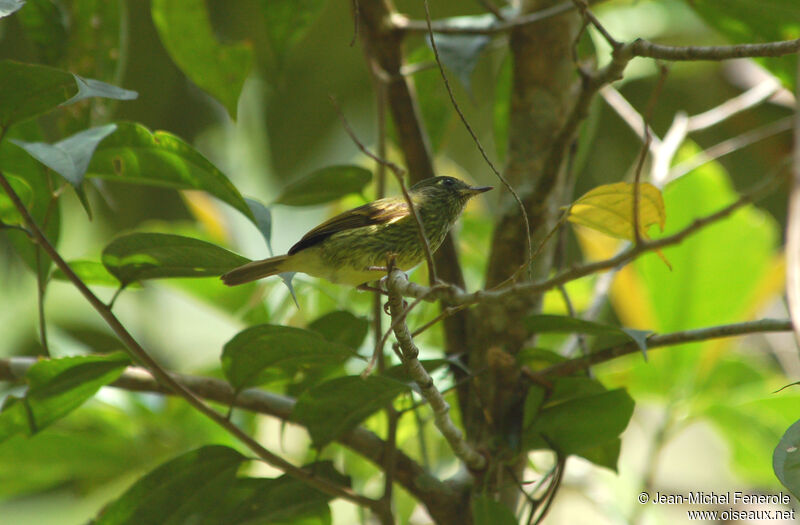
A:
[465, 185, 493, 195]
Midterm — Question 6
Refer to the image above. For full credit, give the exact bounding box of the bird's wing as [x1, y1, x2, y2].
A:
[288, 198, 409, 254]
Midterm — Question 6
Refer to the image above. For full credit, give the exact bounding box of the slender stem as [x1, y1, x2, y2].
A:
[35, 249, 49, 356]
[632, 65, 668, 245]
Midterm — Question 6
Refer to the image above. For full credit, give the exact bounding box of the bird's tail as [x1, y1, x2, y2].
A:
[221, 255, 291, 286]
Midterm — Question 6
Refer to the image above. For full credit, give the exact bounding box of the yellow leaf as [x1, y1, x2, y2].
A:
[568, 182, 666, 241]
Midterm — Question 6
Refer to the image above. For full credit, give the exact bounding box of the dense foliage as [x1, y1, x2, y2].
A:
[0, 1, 799, 524]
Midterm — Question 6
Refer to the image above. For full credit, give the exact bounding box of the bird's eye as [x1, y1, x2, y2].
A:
[441, 178, 455, 186]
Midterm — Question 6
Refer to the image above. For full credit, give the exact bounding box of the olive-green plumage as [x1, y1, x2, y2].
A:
[221, 176, 492, 287]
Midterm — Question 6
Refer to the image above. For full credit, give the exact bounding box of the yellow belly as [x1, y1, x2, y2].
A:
[288, 247, 420, 286]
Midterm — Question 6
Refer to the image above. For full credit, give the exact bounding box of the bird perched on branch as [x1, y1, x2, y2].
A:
[222, 176, 492, 287]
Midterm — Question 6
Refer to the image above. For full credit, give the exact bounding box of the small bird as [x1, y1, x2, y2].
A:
[222, 176, 492, 287]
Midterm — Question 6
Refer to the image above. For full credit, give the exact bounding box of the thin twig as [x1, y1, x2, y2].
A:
[423, 0, 534, 277]
[667, 116, 794, 182]
[600, 87, 661, 152]
[477, 0, 505, 19]
[0, 220, 32, 236]
[630, 38, 800, 61]
[34, 250, 49, 356]
[531, 458, 565, 525]
[526, 318, 793, 380]
[364, 295, 426, 377]
[411, 304, 470, 338]
[686, 78, 781, 132]
[0, 166, 379, 511]
[385, 266, 487, 471]
[392, 1, 575, 35]
[633, 64, 669, 245]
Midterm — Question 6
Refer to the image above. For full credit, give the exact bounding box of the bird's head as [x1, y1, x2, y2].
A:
[408, 176, 493, 208]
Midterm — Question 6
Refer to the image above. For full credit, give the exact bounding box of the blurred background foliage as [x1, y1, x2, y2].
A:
[0, 0, 798, 523]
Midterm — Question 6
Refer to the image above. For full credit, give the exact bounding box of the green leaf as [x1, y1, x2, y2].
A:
[94, 445, 247, 525]
[101, 233, 249, 286]
[579, 439, 622, 472]
[11, 124, 117, 187]
[308, 310, 369, 350]
[62, 74, 138, 106]
[0, 172, 33, 223]
[221, 324, 358, 391]
[220, 462, 344, 524]
[0, 0, 25, 18]
[293, 375, 411, 447]
[260, 0, 326, 64]
[525, 314, 651, 357]
[11, 124, 118, 217]
[0, 62, 137, 127]
[471, 494, 518, 525]
[0, 353, 130, 442]
[688, 0, 799, 88]
[774, 419, 800, 499]
[245, 197, 273, 254]
[87, 122, 255, 222]
[275, 165, 372, 206]
[95, 446, 341, 525]
[151, 0, 252, 119]
[523, 383, 634, 463]
[523, 385, 546, 429]
[52, 259, 130, 288]
[0, 60, 76, 127]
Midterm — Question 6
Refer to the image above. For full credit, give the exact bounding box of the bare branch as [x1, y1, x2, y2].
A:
[686, 78, 781, 132]
[630, 38, 800, 61]
[651, 111, 689, 187]
[668, 116, 793, 182]
[385, 267, 487, 471]
[526, 318, 793, 379]
[392, 1, 575, 35]
[600, 86, 661, 151]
